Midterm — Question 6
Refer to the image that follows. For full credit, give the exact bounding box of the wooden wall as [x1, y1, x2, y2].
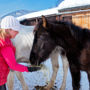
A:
[61, 11, 90, 29]
[72, 12, 90, 29]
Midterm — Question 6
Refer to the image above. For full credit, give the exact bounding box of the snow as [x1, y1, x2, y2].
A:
[17, 8, 58, 21]
[7, 55, 89, 90]
[58, 0, 90, 10]
[17, 0, 90, 21]
[16, 0, 90, 22]
[20, 24, 35, 31]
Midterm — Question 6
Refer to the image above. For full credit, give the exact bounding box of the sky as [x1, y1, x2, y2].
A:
[0, 0, 63, 17]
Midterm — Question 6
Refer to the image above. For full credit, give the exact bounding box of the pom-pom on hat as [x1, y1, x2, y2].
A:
[1, 16, 21, 31]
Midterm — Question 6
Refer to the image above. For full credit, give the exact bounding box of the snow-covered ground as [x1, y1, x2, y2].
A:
[8, 55, 89, 90]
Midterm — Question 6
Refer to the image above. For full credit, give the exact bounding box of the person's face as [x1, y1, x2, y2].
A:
[6, 29, 19, 39]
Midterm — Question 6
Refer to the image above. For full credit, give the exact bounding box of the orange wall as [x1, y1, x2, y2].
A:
[60, 11, 90, 29]
[72, 12, 90, 29]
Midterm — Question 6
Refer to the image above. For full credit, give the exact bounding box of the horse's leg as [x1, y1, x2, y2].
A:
[7, 71, 15, 90]
[44, 52, 59, 90]
[60, 55, 69, 90]
[70, 64, 80, 90]
[87, 71, 90, 90]
[15, 71, 29, 90]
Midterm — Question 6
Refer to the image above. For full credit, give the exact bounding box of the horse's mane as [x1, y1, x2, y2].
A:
[37, 19, 90, 43]
[49, 20, 90, 43]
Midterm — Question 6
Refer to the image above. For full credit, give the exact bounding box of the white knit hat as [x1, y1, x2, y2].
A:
[1, 16, 21, 31]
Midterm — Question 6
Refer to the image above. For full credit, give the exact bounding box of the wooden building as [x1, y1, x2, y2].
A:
[58, 5, 90, 29]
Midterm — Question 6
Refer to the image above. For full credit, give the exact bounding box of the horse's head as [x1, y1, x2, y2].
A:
[29, 16, 56, 65]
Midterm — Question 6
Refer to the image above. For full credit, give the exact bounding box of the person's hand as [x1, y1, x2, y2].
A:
[27, 66, 41, 72]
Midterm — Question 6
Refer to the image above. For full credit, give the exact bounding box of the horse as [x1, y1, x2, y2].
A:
[29, 17, 69, 90]
[29, 16, 90, 90]
[7, 25, 69, 90]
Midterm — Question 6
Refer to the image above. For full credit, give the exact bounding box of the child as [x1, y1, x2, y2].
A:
[0, 16, 41, 90]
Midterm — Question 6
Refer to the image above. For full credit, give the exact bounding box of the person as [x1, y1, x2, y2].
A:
[0, 16, 41, 90]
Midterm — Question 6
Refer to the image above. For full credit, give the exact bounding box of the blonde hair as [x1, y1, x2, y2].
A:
[0, 29, 6, 40]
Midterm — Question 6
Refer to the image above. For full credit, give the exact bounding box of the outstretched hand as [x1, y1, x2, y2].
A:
[27, 66, 41, 72]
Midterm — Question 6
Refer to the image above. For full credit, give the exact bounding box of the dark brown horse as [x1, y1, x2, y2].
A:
[29, 16, 90, 90]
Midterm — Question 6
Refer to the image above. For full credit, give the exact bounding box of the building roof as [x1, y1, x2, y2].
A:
[17, 7, 58, 21]
[58, 5, 90, 13]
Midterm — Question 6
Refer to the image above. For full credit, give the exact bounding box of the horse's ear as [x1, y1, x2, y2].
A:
[42, 15, 47, 28]
[36, 18, 39, 25]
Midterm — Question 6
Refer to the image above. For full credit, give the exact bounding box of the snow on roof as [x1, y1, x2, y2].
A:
[58, 0, 90, 10]
[17, 7, 58, 21]
[17, 0, 90, 21]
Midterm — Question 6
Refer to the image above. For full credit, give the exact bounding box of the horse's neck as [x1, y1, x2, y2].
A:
[50, 25, 71, 49]
[50, 23, 84, 50]
[50, 23, 71, 38]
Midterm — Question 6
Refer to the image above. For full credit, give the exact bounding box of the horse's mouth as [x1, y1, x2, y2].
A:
[30, 60, 40, 66]
[30, 57, 45, 66]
